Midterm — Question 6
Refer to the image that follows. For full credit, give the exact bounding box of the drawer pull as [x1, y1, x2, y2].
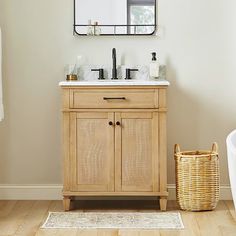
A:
[109, 121, 113, 126]
[116, 121, 121, 126]
[103, 97, 126, 100]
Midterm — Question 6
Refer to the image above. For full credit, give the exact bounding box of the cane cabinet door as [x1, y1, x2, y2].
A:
[70, 112, 115, 192]
[115, 112, 159, 192]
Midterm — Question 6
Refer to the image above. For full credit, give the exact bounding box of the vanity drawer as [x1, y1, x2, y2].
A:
[70, 89, 158, 109]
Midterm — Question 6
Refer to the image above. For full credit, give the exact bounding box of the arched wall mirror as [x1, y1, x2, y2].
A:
[74, 0, 157, 36]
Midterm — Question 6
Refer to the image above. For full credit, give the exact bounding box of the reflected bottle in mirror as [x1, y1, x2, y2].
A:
[94, 22, 101, 36]
[87, 19, 94, 35]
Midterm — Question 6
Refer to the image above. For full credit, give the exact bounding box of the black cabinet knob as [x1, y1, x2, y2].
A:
[109, 121, 113, 126]
[116, 121, 121, 126]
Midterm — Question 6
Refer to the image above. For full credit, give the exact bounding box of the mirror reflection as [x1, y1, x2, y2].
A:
[74, 0, 156, 35]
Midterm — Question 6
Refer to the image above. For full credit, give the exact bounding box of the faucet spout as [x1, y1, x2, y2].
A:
[111, 48, 118, 79]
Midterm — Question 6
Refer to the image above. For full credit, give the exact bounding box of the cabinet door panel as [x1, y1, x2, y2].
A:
[115, 112, 159, 192]
[70, 112, 114, 192]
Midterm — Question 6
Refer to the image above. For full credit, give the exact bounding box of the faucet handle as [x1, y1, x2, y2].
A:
[125, 68, 139, 80]
[91, 68, 105, 80]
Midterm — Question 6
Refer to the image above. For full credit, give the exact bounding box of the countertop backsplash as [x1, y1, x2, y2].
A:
[74, 65, 166, 81]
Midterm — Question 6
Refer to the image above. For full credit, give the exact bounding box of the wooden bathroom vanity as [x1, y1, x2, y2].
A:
[60, 81, 169, 211]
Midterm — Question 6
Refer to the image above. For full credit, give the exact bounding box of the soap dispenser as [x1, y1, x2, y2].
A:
[150, 52, 159, 78]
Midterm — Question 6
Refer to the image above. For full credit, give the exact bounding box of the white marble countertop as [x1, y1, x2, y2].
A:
[59, 79, 170, 87]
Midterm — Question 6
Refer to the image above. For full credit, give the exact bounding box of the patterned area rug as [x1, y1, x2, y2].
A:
[41, 212, 184, 229]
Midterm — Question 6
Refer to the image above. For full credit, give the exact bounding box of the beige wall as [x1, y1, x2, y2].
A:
[0, 0, 235, 185]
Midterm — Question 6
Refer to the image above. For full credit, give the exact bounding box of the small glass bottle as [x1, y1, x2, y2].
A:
[87, 19, 94, 35]
[94, 22, 101, 36]
[150, 52, 159, 78]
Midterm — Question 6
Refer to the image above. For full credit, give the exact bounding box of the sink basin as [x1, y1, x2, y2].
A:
[59, 80, 170, 86]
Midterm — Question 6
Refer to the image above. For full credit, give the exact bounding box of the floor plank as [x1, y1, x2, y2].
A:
[140, 231, 160, 236]
[0, 201, 34, 236]
[225, 200, 236, 221]
[212, 201, 236, 228]
[14, 201, 51, 236]
[97, 230, 118, 236]
[0, 200, 235, 236]
[219, 225, 236, 236]
[118, 230, 140, 236]
[0, 200, 17, 218]
[194, 210, 222, 236]
[36, 229, 78, 236]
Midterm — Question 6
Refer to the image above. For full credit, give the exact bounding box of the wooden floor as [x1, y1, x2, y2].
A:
[0, 200, 235, 236]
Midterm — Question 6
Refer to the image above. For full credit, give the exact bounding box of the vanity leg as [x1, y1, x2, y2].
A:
[63, 196, 72, 211]
[159, 197, 167, 211]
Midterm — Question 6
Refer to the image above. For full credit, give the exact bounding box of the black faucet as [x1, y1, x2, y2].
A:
[111, 48, 118, 79]
[91, 68, 105, 80]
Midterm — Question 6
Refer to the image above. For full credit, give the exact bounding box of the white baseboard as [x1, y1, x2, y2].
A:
[0, 185, 63, 200]
[0, 184, 232, 201]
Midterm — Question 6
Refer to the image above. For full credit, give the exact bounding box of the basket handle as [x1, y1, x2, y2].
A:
[211, 142, 218, 153]
[174, 144, 181, 154]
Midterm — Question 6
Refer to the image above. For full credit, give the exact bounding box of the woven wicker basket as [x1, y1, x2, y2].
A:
[174, 143, 219, 211]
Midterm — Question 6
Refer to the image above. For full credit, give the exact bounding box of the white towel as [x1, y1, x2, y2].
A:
[0, 28, 4, 121]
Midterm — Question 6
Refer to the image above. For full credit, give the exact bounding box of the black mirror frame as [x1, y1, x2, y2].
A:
[73, 0, 157, 36]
